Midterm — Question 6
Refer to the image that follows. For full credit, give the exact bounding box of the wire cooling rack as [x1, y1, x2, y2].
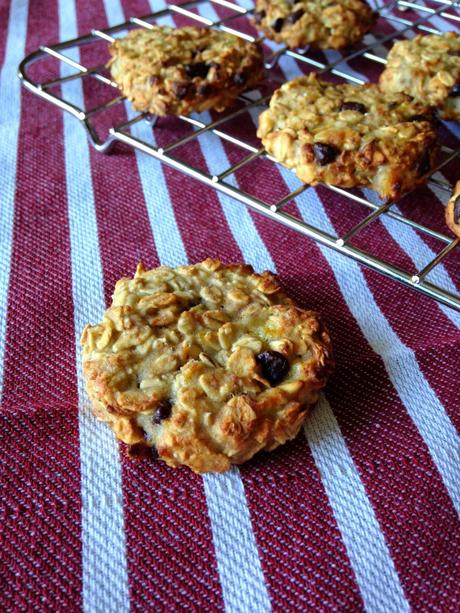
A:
[18, 0, 460, 310]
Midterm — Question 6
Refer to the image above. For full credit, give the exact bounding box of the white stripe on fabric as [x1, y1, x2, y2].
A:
[0, 0, 29, 397]
[204, 470, 273, 613]
[128, 112, 188, 266]
[305, 396, 410, 613]
[93, 2, 272, 611]
[416, 4, 460, 36]
[58, 1, 129, 611]
[201, 3, 410, 611]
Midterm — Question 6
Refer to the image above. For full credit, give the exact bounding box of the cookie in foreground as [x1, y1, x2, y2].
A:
[446, 181, 460, 238]
[257, 73, 439, 201]
[379, 33, 460, 122]
[81, 259, 333, 473]
[108, 26, 264, 116]
[252, 0, 376, 50]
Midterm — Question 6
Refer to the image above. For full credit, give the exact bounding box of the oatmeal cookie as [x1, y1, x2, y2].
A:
[379, 33, 460, 122]
[108, 26, 264, 116]
[446, 181, 460, 238]
[252, 0, 377, 50]
[81, 259, 332, 473]
[257, 73, 439, 200]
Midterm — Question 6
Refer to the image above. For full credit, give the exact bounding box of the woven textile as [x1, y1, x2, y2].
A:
[1, 0, 459, 611]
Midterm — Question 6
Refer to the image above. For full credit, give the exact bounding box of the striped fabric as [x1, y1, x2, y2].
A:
[1, 0, 459, 611]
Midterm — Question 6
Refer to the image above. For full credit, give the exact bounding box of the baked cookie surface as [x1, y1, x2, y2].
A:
[81, 259, 332, 473]
[257, 73, 439, 200]
[252, 0, 377, 49]
[446, 181, 460, 238]
[379, 33, 460, 122]
[108, 26, 264, 116]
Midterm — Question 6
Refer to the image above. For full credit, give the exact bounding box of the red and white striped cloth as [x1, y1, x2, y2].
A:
[1, 0, 459, 610]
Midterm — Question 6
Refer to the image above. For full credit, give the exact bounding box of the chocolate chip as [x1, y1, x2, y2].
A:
[392, 182, 402, 195]
[197, 82, 212, 96]
[272, 17, 284, 32]
[340, 101, 367, 113]
[256, 350, 289, 385]
[449, 50, 460, 57]
[449, 82, 460, 97]
[233, 71, 246, 86]
[183, 61, 210, 79]
[417, 150, 431, 177]
[153, 400, 172, 424]
[313, 142, 340, 165]
[254, 10, 266, 24]
[127, 443, 149, 460]
[172, 82, 189, 100]
[287, 9, 304, 24]
[407, 114, 429, 122]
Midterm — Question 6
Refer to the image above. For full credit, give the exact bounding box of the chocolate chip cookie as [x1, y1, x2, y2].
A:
[446, 181, 460, 238]
[107, 26, 264, 116]
[81, 259, 332, 473]
[379, 33, 460, 122]
[252, 0, 377, 50]
[257, 73, 439, 200]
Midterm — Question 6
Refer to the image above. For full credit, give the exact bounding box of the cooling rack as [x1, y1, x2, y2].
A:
[18, 0, 460, 311]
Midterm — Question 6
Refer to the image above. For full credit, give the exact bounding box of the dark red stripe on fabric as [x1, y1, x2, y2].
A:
[120, 460, 225, 611]
[240, 438, 366, 612]
[76, 0, 157, 304]
[1, 0, 82, 609]
[217, 102, 459, 610]
[416, 344, 460, 431]
[0, 0, 11, 69]
[74, 0, 225, 609]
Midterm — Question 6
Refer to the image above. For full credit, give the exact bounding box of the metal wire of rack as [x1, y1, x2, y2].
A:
[18, 0, 460, 310]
